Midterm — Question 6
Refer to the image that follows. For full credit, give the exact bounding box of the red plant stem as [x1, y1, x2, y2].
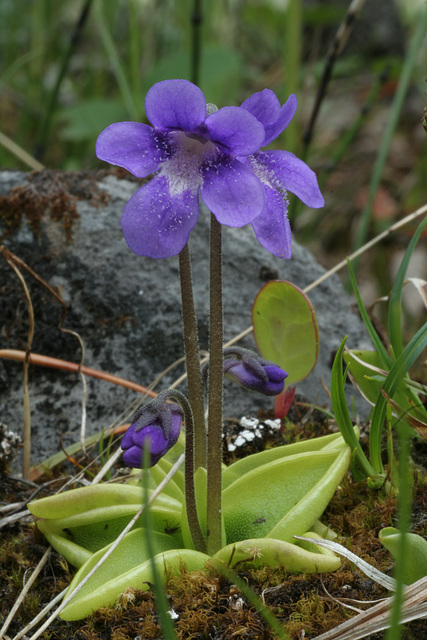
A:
[0, 349, 157, 397]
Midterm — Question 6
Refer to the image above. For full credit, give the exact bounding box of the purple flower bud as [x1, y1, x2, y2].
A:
[224, 354, 287, 396]
[121, 403, 182, 468]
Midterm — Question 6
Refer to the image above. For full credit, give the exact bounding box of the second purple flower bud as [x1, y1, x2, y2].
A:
[121, 400, 182, 468]
[223, 347, 288, 396]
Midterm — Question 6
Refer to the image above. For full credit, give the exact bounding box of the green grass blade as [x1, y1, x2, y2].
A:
[283, 0, 302, 154]
[369, 320, 427, 473]
[347, 258, 391, 368]
[388, 216, 427, 359]
[214, 564, 291, 640]
[353, 9, 427, 255]
[323, 68, 387, 181]
[128, 0, 142, 117]
[142, 446, 178, 640]
[0, 47, 45, 92]
[330, 337, 376, 479]
[190, 0, 203, 86]
[93, 0, 138, 121]
[36, 0, 93, 159]
[384, 419, 411, 640]
[98, 428, 106, 472]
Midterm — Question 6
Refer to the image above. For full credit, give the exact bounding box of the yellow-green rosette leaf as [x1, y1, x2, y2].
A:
[60, 547, 210, 621]
[223, 446, 351, 544]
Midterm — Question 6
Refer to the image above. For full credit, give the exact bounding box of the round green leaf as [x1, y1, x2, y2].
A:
[252, 281, 319, 386]
[379, 527, 427, 584]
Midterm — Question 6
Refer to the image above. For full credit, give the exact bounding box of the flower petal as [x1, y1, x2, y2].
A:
[264, 365, 288, 384]
[241, 89, 281, 128]
[96, 123, 170, 177]
[241, 91, 298, 146]
[200, 156, 265, 226]
[251, 185, 292, 259]
[139, 426, 169, 459]
[257, 150, 324, 208]
[145, 79, 206, 132]
[121, 175, 199, 258]
[121, 424, 136, 449]
[122, 445, 144, 468]
[204, 106, 265, 156]
[263, 95, 298, 146]
[225, 361, 286, 396]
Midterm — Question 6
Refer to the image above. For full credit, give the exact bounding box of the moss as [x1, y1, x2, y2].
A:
[1, 422, 426, 639]
[0, 169, 111, 243]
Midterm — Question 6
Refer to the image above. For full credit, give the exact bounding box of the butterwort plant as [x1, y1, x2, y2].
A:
[28, 80, 353, 620]
[96, 78, 324, 554]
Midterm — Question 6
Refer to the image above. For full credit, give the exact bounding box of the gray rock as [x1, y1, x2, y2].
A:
[0, 170, 371, 467]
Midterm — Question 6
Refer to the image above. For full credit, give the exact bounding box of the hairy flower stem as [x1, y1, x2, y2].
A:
[164, 390, 206, 553]
[178, 244, 207, 470]
[206, 214, 224, 555]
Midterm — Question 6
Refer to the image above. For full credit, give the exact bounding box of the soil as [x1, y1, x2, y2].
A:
[1, 410, 426, 640]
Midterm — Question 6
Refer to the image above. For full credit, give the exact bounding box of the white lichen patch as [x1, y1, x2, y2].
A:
[225, 415, 282, 452]
[239, 416, 259, 430]
[0, 423, 21, 468]
[264, 418, 281, 431]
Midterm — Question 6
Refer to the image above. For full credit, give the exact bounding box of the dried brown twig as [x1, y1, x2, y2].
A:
[1, 246, 35, 479]
[311, 576, 427, 640]
[295, 536, 427, 640]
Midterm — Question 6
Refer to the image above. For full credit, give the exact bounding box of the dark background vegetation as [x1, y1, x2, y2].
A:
[1, 0, 426, 323]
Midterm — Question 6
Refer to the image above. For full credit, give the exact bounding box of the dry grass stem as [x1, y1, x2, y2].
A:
[311, 576, 427, 640]
[303, 0, 367, 147]
[0, 130, 45, 171]
[11, 590, 67, 640]
[0, 247, 90, 470]
[0, 350, 157, 396]
[294, 536, 396, 591]
[1, 247, 35, 479]
[0, 547, 51, 640]
[303, 202, 427, 294]
[0, 509, 32, 530]
[91, 446, 123, 484]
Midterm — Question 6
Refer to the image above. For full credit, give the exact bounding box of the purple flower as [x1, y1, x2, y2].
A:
[96, 79, 266, 259]
[223, 348, 288, 396]
[121, 402, 182, 468]
[240, 89, 324, 258]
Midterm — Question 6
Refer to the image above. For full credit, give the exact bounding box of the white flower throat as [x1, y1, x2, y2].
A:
[159, 131, 216, 196]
